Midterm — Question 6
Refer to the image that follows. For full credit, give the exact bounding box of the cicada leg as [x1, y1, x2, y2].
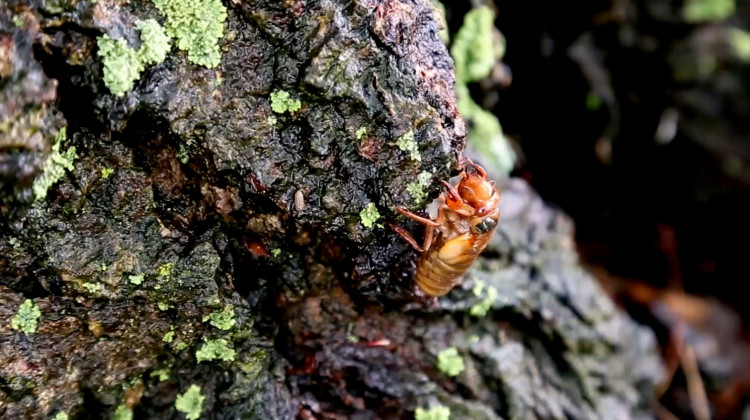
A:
[392, 206, 446, 252]
[395, 206, 441, 227]
[462, 157, 487, 179]
[389, 223, 425, 252]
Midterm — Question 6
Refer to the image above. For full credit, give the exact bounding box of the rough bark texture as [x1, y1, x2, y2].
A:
[1, 1, 661, 419]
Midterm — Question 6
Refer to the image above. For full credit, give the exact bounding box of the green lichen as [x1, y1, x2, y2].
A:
[12, 15, 24, 28]
[396, 131, 421, 161]
[98, 7, 213, 95]
[33, 128, 77, 200]
[451, 6, 515, 177]
[97, 35, 143, 96]
[271, 248, 282, 257]
[267, 116, 278, 126]
[451, 5, 502, 84]
[415, 406, 451, 420]
[202, 306, 235, 330]
[406, 171, 433, 204]
[355, 126, 368, 140]
[471, 279, 485, 296]
[82, 282, 101, 293]
[101, 167, 115, 179]
[157, 262, 174, 279]
[97, 19, 169, 96]
[11, 299, 41, 334]
[437, 347, 464, 377]
[270, 90, 302, 113]
[728, 28, 750, 62]
[157, 302, 173, 311]
[175, 384, 205, 420]
[128, 274, 144, 285]
[470, 280, 498, 317]
[177, 145, 190, 164]
[195, 338, 236, 362]
[150, 368, 170, 381]
[136, 19, 171, 65]
[152, 0, 227, 68]
[163, 330, 175, 343]
[359, 203, 381, 228]
[175, 341, 188, 351]
[51, 412, 69, 420]
[683, 0, 735, 22]
[112, 404, 133, 420]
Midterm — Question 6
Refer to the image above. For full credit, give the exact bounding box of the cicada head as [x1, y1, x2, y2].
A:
[457, 161, 500, 217]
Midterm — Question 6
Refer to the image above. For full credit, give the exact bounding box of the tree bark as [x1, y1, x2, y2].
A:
[0, 1, 661, 419]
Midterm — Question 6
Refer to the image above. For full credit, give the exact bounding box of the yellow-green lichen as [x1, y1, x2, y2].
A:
[157, 302, 173, 311]
[157, 262, 174, 279]
[195, 338, 236, 362]
[451, 6, 503, 84]
[150, 368, 170, 381]
[270, 90, 302, 114]
[177, 144, 190, 164]
[128, 274, 144, 285]
[271, 248, 282, 257]
[436, 347, 464, 377]
[98, 35, 143, 96]
[175, 384, 205, 420]
[82, 282, 102, 294]
[415, 406, 451, 420]
[356, 126, 368, 140]
[152, 0, 227, 68]
[728, 28, 750, 62]
[359, 203, 380, 228]
[163, 330, 175, 343]
[451, 6, 515, 177]
[136, 19, 171, 65]
[11, 299, 41, 334]
[202, 306, 235, 330]
[112, 404, 133, 420]
[470, 280, 498, 317]
[101, 167, 115, 179]
[683, 0, 735, 22]
[396, 130, 421, 161]
[51, 412, 69, 420]
[97, 19, 172, 96]
[33, 127, 77, 200]
[406, 171, 433, 204]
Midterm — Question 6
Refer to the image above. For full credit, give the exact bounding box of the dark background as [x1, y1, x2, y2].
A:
[443, 0, 750, 418]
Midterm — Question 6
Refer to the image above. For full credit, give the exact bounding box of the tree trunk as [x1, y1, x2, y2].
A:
[0, 1, 661, 419]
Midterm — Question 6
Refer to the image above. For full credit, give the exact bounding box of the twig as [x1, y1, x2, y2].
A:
[678, 344, 711, 420]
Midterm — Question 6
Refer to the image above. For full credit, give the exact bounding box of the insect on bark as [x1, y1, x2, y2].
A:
[390, 158, 500, 297]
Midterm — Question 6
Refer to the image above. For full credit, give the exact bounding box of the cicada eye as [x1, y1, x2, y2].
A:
[472, 217, 497, 234]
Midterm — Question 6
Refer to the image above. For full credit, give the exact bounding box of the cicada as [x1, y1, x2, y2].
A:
[391, 159, 500, 297]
